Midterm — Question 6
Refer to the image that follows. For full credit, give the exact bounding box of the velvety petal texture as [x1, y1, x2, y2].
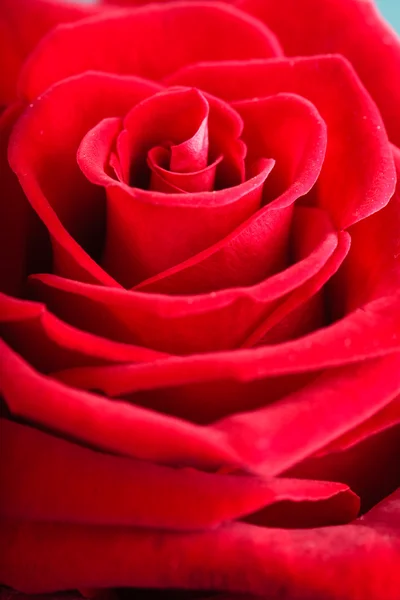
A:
[1, 490, 399, 599]
[238, 0, 400, 146]
[1, 1, 400, 600]
[168, 55, 396, 228]
[0, 420, 359, 529]
[19, 2, 282, 100]
[0, 0, 97, 106]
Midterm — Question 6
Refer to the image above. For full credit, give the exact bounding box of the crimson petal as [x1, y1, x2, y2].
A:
[0, 292, 167, 373]
[0, 339, 237, 470]
[8, 72, 163, 286]
[136, 91, 327, 294]
[29, 206, 338, 355]
[1, 490, 399, 598]
[0, 0, 97, 105]
[168, 54, 396, 228]
[19, 2, 283, 101]
[78, 88, 258, 285]
[47, 295, 400, 426]
[214, 354, 400, 476]
[334, 144, 400, 314]
[239, 0, 400, 146]
[0, 419, 358, 529]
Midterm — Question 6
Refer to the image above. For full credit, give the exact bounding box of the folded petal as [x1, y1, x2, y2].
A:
[241, 231, 350, 347]
[0, 0, 97, 105]
[0, 293, 167, 373]
[48, 294, 400, 405]
[0, 340, 237, 470]
[50, 314, 400, 428]
[19, 2, 282, 101]
[8, 72, 162, 286]
[136, 92, 327, 294]
[317, 397, 400, 457]
[334, 144, 400, 315]
[1, 490, 399, 598]
[78, 87, 270, 286]
[0, 104, 50, 296]
[215, 354, 400, 475]
[168, 55, 396, 228]
[239, 0, 400, 146]
[287, 401, 400, 513]
[29, 206, 339, 355]
[0, 419, 358, 529]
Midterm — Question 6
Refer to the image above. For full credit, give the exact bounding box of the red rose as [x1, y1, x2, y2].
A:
[0, 1, 400, 599]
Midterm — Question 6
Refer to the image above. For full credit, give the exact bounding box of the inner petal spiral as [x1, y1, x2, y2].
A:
[78, 85, 274, 286]
[111, 87, 246, 194]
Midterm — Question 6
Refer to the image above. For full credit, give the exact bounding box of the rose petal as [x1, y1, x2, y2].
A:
[214, 354, 400, 475]
[148, 147, 223, 194]
[287, 408, 400, 514]
[29, 206, 338, 355]
[241, 231, 350, 347]
[19, 2, 283, 101]
[0, 104, 50, 296]
[136, 92, 327, 294]
[50, 295, 400, 424]
[90, 161, 273, 286]
[78, 88, 261, 285]
[47, 293, 400, 384]
[168, 54, 396, 228]
[317, 397, 400, 457]
[0, 292, 168, 373]
[333, 144, 400, 315]
[0, 419, 358, 529]
[0, 339, 237, 470]
[1, 490, 399, 598]
[0, 0, 97, 105]
[239, 0, 400, 146]
[8, 72, 163, 286]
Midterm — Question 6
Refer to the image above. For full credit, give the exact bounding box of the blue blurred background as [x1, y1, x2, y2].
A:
[377, 0, 400, 31]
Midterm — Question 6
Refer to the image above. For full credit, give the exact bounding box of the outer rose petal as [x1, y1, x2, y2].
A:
[8, 72, 163, 286]
[238, 0, 400, 147]
[0, 419, 359, 529]
[50, 349, 400, 474]
[286, 400, 400, 513]
[28, 208, 342, 355]
[47, 293, 400, 425]
[3, 314, 400, 476]
[0, 292, 168, 373]
[1, 490, 399, 598]
[19, 2, 282, 101]
[0, 0, 97, 106]
[334, 144, 400, 315]
[47, 294, 400, 396]
[0, 338, 239, 470]
[316, 397, 400, 458]
[0, 104, 38, 295]
[214, 354, 400, 476]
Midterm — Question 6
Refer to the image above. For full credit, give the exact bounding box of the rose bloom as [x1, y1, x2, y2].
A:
[1, 0, 400, 598]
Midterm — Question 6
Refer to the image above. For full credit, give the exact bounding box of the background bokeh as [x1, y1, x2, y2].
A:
[377, 0, 400, 31]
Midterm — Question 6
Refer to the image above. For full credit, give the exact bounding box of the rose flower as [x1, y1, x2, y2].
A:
[0, 1, 399, 599]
